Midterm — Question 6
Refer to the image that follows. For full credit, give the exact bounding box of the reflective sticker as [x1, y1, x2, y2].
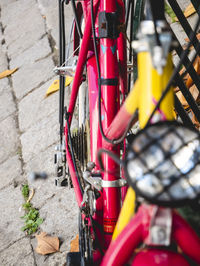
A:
[104, 218, 117, 233]
[110, 44, 117, 55]
[101, 44, 108, 54]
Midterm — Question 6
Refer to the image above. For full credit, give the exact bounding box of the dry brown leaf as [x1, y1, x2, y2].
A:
[176, 90, 188, 107]
[189, 84, 200, 102]
[174, 86, 180, 93]
[174, 4, 196, 22]
[185, 56, 200, 88]
[35, 232, 59, 255]
[185, 33, 200, 43]
[70, 234, 79, 252]
[0, 68, 18, 79]
[176, 84, 200, 109]
[191, 110, 200, 129]
[184, 3, 196, 18]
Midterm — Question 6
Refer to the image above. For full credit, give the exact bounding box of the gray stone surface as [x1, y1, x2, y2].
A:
[37, 0, 74, 47]
[24, 145, 62, 208]
[10, 36, 52, 69]
[0, 0, 16, 8]
[0, 78, 10, 95]
[29, 190, 78, 265]
[20, 112, 59, 163]
[18, 77, 60, 132]
[0, 49, 8, 72]
[24, 144, 56, 177]
[3, 1, 45, 58]
[37, 190, 78, 246]
[37, 0, 59, 45]
[1, 0, 36, 27]
[12, 57, 55, 100]
[0, 186, 25, 252]
[0, 115, 19, 164]
[0, 155, 22, 190]
[0, 237, 35, 266]
[0, 89, 15, 121]
[0, 0, 79, 265]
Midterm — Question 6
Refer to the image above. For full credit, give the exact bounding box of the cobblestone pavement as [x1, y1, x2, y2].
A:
[0, 1, 78, 265]
[0, 0, 197, 265]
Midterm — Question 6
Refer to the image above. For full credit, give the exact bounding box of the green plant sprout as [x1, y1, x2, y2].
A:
[21, 184, 43, 235]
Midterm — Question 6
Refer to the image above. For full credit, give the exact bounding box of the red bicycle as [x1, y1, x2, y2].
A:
[53, 0, 200, 265]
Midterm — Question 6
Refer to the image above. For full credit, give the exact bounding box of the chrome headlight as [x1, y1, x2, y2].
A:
[125, 121, 200, 207]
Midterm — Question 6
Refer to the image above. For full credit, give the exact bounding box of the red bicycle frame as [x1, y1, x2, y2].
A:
[65, 0, 127, 252]
[63, 0, 200, 264]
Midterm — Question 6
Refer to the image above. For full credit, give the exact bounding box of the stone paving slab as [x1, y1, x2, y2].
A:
[18, 77, 60, 132]
[0, 186, 25, 252]
[10, 36, 51, 69]
[24, 144, 56, 178]
[20, 111, 59, 163]
[0, 78, 10, 95]
[24, 145, 63, 209]
[0, 115, 19, 164]
[1, 0, 36, 28]
[30, 189, 78, 266]
[3, 3, 45, 57]
[0, 1, 78, 265]
[0, 237, 35, 266]
[0, 0, 19, 8]
[38, 190, 78, 248]
[0, 49, 8, 72]
[38, 0, 74, 48]
[12, 57, 55, 100]
[0, 89, 16, 122]
[0, 155, 22, 190]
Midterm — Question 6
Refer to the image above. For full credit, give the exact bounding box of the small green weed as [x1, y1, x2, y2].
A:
[21, 184, 43, 235]
[165, 3, 177, 23]
[22, 184, 29, 200]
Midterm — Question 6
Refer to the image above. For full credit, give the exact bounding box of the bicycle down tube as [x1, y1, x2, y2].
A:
[64, 0, 127, 252]
[61, 0, 200, 265]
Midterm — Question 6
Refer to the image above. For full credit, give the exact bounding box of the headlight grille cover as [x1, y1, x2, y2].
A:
[125, 121, 200, 207]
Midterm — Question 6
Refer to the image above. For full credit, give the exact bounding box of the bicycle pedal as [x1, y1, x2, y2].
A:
[29, 172, 48, 182]
[66, 252, 81, 266]
[55, 176, 68, 187]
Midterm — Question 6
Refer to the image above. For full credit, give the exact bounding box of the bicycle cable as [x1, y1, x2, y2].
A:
[97, 148, 124, 172]
[145, 7, 200, 127]
[91, 0, 137, 145]
[71, 0, 83, 39]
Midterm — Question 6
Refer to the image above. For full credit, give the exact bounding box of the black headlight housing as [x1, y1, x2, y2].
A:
[124, 121, 200, 207]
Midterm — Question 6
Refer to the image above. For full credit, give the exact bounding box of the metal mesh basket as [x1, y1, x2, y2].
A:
[125, 121, 200, 207]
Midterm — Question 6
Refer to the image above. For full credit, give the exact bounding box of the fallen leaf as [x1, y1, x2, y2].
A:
[35, 232, 59, 255]
[176, 84, 200, 110]
[189, 84, 200, 102]
[185, 57, 200, 88]
[184, 3, 196, 18]
[191, 110, 200, 129]
[175, 3, 196, 22]
[185, 33, 200, 42]
[174, 86, 179, 93]
[45, 76, 73, 97]
[176, 90, 188, 108]
[70, 234, 79, 252]
[0, 68, 18, 79]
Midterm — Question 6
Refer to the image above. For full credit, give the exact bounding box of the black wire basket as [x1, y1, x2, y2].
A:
[124, 121, 200, 207]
